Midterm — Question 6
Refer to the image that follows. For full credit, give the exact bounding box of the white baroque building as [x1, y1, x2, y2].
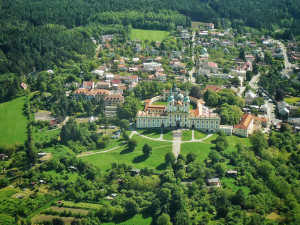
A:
[136, 85, 223, 133]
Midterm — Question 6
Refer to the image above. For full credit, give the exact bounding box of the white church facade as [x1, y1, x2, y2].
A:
[136, 85, 230, 134]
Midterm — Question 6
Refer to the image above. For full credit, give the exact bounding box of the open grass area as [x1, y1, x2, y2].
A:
[0, 97, 27, 145]
[182, 130, 192, 141]
[181, 142, 213, 161]
[130, 29, 169, 42]
[49, 206, 89, 215]
[81, 135, 172, 172]
[284, 96, 300, 105]
[194, 130, 207, 140]
[137, 129, 162, 139]
[221, 177, 250, 195]
[0, 187, 18, 198]
[60, 201, 102, 210]
[103, 212, 152, 225]
[152, 101, 168, 106]
[163, 130, 173, 141]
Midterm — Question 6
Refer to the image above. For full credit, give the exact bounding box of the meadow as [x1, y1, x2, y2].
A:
[130, 29, 169, 42]
[0, 97, 27, 145]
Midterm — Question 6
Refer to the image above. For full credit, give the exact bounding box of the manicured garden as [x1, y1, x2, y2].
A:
[130, 29, 169, 42]
[81, 135, 172, 172]
[194, 130, 207, 140]
[163, 130, 173, 141]
[0, 97, 27, 145]
[181, 130, 192, 141]
[137, 129, 162, 139]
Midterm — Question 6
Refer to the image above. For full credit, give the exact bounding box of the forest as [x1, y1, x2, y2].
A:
[0, 0, 300, 102]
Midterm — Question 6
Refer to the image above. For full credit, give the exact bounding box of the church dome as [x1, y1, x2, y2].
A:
[183, 90, 190, 102]
[183, 95, 190, 103]
[175, 93, 184, 101]
[167, 95, 174, 102]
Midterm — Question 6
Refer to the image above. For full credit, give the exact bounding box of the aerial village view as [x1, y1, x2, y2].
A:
[0, 1, 300, 224]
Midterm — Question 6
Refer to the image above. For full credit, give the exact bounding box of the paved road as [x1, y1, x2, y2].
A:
[249, 73, 260, 90]
[189, 31, 196, 84]
[237, 73, 260, 96]
[172, 130, 182, 158]
[271, 39, 291, 69]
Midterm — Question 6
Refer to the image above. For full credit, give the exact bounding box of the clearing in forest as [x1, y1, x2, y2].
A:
[130, 29, 169, 42]
[0, 97, 27, 145]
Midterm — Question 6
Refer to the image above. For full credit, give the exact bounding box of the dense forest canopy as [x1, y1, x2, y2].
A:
[0, 0, 300, 102]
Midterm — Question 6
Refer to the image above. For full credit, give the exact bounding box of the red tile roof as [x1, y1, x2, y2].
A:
[234, 114, 254, 129]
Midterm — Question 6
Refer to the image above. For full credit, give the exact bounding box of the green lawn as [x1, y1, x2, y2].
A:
[194, 130, 207, 140]
[0, 97, 27, 145]
[284, 96, 300, 105]
[60, 201, 102, 210]
[182, 130, 192, 141]
[137, 129, 162, 139]
[103, 213, 152, 225]
[81, 135, 172, 172]
[130, 29, 169, 42]
[152, 101, 168, 106]
[163, 130, 173, 141]
[181, 142, 213, 161]
[221, 177, 251, 195]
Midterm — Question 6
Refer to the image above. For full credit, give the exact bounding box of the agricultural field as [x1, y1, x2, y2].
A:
[284, 96, 300, 105]
[130, 29, 169, 42]
[0, 97, 27, 145]
[81, 135, 172, 172]
[32, 215, 75, 225]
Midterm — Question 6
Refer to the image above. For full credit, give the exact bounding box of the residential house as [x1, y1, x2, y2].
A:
[245, 90, 257, 105]
[105, 73, 115, 81]
[81, 81, 95, 89]
[96, 81, 111, 89]
[207, 178, 220, 187]
[226, 170, 238, 177]
[94, 89, 111, 103]
[128, 82, 138, 91]
[219, 125, 233, 135]
[104, 93, 124, 107]
[277, 101, 290, 117]
[233, 114, 254, 137]
[206, 23, 214, 30]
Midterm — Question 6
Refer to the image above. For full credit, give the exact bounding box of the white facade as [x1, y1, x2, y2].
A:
[136, 85, 221, 133]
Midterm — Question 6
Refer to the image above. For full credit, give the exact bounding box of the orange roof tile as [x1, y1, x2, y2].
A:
[234, 114, 254, 129]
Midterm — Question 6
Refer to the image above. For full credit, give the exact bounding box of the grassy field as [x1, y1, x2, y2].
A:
[0, 97, 27, 145]
[163, 130, 173, 141]
[81, 135, 172, 172]
[152, 101, 168, 106]
[181, 142, 213, 161]
[60, 201, 102, 210]
[194, 130, 207, 140]
[49, 206, 89, 215]
[284, 96, 300, 105]
[103, 213, 152, 225]
[130, 29, 169, 42]
[137, 129, 162, 139]
[182, 130, 192, 141]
